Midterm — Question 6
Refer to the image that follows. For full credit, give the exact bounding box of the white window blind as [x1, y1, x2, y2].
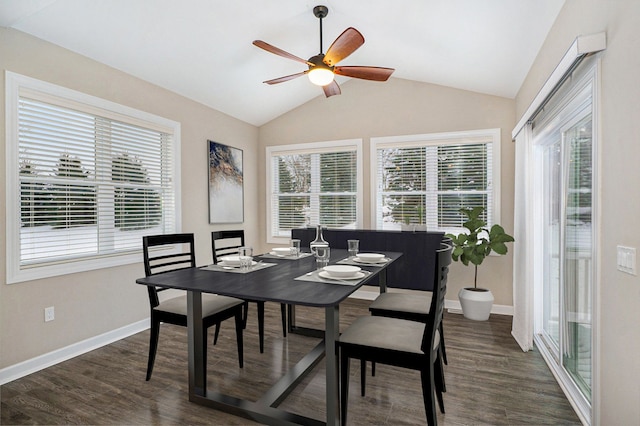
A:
[267, 141, 361, 241]
[372, 129, 500, 232]
[6, 73, 180, 283]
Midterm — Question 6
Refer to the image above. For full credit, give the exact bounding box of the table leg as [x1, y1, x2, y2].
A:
[287, 304, 295, 332]
[187, 290, 206, 398]
[379, 268, 388, 293]
[325, 305, 340, 426]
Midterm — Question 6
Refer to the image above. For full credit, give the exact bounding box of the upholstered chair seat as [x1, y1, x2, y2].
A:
[157, 294, 244, 317]
[369, 292, 433, 316]
[339, 316, 440, 354]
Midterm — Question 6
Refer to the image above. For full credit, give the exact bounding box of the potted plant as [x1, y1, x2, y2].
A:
[446, 206, 514, 321]
[400, 204, 427, 232]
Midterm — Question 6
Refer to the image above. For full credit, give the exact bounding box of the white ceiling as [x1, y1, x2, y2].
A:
[0, 0, 565, 126]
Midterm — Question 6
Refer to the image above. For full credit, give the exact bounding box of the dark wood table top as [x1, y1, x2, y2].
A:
[136, 249, 402, 308]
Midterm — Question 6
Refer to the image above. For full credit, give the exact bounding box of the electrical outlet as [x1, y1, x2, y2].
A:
[617, 246, 637, 275]
[44, 306, 55, 322]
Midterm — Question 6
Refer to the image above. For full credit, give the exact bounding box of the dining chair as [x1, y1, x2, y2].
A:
[211, 230, 288, 353]
[361, 237, 452, 395]
[338, 242, 452, 425]
[143, 233, 244, 381]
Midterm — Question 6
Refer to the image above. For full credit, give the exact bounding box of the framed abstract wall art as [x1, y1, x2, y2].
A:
[208, 140, 244, 223]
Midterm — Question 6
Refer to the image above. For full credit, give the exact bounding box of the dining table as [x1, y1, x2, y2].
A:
[135, 248, 401, 426]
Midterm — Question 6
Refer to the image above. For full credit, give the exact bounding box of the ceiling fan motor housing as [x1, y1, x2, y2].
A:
[313, 5, 329, 19]
[308, 54, 333, 71]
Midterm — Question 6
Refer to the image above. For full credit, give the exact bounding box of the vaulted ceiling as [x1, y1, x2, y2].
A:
[0, 0, 565, 126]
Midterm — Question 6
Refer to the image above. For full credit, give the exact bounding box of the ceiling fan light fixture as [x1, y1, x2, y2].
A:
[308, 67, 334, 86]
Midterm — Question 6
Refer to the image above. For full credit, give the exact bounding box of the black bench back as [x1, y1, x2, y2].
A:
[291, 228, 444, 291]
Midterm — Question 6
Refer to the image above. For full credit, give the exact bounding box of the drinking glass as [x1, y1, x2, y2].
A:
[315, 246, 330, 270]
[347, 239, 359, 258]
[238, 246, 253, 271]
[291, 239, 301, 257]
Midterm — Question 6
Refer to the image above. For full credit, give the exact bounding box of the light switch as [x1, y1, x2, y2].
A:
[616, 246, 637, 275]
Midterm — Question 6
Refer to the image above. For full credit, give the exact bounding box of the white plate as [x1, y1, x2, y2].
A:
[323, 265, 361, 278]
[269, 251, 293, 257]
[220, 255, 242, 266]
[352, 257, 388, 264]
[219, 260, 256, 267]
[272, 247, 294, 255]
[356, 253, 385, 262]
[318, 271, 365, 280]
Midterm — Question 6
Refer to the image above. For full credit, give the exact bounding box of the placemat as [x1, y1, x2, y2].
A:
[294, 269, 372, 286]
[259, 252, 313, 260]
[200, 261, 277, 274]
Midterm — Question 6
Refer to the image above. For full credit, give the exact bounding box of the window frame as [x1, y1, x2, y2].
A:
[266, 139, 363, 245]
[5, 71, 181, 284]
[370, 129, 501, 234]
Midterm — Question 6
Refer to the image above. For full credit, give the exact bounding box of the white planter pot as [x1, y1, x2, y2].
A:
[400, 224, 427, 232]
[458, 287, 494, 321]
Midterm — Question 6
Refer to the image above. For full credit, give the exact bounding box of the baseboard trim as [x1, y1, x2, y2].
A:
[0, 319, 149, 385]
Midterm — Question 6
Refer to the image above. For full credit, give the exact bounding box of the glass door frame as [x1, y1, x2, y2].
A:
[531, 57, 600, 425]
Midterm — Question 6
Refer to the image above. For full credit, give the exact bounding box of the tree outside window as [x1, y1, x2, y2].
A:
[374, 130, 498, 232]
[112, 153, 161, 230]
[269, 144, 359, 239]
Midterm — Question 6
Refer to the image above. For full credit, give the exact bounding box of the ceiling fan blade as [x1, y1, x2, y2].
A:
[253, 40, 312, 66]
[322, 80, 341, 97]
[323, 27, 364, 66]
[263, 71, 307, 85]
[334, 66, 395, 81]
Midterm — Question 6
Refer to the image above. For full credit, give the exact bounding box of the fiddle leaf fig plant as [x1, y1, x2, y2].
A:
[446, 206, 514, 289]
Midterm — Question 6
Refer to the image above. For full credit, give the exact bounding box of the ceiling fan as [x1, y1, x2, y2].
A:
[253, 5, 395, 97]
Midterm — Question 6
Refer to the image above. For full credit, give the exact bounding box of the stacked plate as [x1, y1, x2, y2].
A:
[219, 255, 256, 267]
[271, 247, 294, 256]
[352, 253, 387, 264]
[319, 265, 365, 280]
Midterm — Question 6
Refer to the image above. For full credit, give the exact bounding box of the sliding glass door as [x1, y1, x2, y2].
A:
[562, 115, 593, 398]
[533, 60, 597, 420]
[539, 114, 593, 390]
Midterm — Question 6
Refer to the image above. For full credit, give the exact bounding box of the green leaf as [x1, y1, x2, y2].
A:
[491, 242, 508, 255]
[469, 206, 485, 219]
[464, 218, 486, 232]
[489, 224, 514, 242]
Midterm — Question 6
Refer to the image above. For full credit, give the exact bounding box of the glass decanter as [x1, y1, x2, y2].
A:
[310, 224, 329, 253]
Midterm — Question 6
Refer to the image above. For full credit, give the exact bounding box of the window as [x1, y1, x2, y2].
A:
[371, 129, 500, 232]
[6, 72, 180, 283]
[266, 140, 362, 243]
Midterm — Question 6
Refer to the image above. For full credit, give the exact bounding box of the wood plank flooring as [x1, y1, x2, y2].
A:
[1, 298, 581, 425]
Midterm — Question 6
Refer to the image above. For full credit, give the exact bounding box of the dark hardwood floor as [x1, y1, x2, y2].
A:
[1, 298, 581, 425]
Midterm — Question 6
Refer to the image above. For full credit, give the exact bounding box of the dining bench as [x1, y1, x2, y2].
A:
[291, 228, 445, 291]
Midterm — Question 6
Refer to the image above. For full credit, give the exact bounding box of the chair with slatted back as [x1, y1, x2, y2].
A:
[211, 230, 288, 353]
[143, 233, 244, 381]
[368, 236, 453, 365]
[361, 237, 452, 396]
[338, 242, 452, 425]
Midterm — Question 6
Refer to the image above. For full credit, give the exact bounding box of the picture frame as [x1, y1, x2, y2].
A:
[208, 140, 244, 223]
